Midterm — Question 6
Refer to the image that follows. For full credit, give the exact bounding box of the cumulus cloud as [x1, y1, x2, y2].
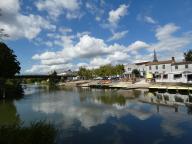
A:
[0, 0, 55, 40]
[35, 0, 80, 19]
[27, 23, 192, 74]
[27, 35, 126, 73]
[108, 4, 129, 26]
[150, 23, 192, 53]
[155, 23, 180, 40]
[108, 30, 128, 41]
[127, 41, 149, 51]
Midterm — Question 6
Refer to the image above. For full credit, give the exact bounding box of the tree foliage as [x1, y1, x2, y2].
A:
[49, 71, 59, 86]
[0, 42, 22, 99]
[184, 50, 192, 61]
[0, 42, 21, 77]
[78, 67, 93, 80]
[132, 69, 140, 78]
[77, 64, 125, 79]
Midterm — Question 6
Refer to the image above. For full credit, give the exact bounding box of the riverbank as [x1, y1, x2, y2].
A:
[57, 79, 192, 91]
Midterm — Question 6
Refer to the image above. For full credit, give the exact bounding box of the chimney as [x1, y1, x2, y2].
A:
[172, 57, 175, 62]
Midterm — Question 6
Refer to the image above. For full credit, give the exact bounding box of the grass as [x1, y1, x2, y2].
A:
[0, 121, 57, 144]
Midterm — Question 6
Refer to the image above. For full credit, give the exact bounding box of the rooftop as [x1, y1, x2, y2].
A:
[145, 60, 175, 66]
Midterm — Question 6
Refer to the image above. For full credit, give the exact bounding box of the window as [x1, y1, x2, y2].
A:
[174, 74, 182, 79]
[156, 75, 161, 79]
[128, 68, 131, 71]
[185, 64, 188, 69]
[163, 74, 168, 79]
[156, 65, 158, 70]
[162, 65, 165, 69]
[175, 65, 178, 70]
[149, 66, 151, 70]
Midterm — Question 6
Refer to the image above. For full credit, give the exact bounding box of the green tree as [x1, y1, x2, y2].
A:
[114, 64, 125, 75]
[184, 50, 192, 61]
[0, 42, 21, 99]
[0, 43, 20, 77]
[78, 67, 93, 79]
[49, 71, 59, 86]
[132, 69, 140, 78]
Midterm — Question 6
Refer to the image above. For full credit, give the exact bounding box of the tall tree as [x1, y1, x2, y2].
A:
[78, 67, 93, 79]
[184, 50, 192, 61]
[49, 70, 59, 86]
[0, 42, 21, 77]
[114, 64, 125, 75]
[0, 42, 21, 99]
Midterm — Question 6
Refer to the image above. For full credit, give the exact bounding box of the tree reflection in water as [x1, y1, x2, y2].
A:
[77, 88, 142, 106]
[0, 100, 57, 144]
[0, 100, 20, 126]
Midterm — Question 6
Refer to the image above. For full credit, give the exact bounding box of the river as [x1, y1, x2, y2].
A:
[1, 85, 192, 144]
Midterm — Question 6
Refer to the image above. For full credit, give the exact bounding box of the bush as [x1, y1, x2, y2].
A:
[0, 121, 57, 144]
[0, 79, 24, 100]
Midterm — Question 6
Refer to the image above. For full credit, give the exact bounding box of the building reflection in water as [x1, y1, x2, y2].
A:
[142, 91, 192, 114]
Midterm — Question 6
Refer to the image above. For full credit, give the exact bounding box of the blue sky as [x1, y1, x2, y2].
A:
[1, 0, 192, 74]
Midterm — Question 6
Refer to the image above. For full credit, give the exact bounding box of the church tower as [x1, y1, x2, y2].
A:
[153, 49, 158, 62]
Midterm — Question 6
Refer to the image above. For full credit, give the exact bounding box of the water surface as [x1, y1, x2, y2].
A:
[1, 86, 192, 144]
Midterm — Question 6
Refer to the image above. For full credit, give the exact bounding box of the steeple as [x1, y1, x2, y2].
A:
[153, 49, 158, 62]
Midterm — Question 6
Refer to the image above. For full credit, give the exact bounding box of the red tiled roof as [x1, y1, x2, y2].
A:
[145, 60, 174, 66]
[171, 61, 192, 65]
[135, 61, 150, 65]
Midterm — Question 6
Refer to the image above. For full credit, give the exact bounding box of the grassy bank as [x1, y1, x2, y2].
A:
[0, 121, 57, 144]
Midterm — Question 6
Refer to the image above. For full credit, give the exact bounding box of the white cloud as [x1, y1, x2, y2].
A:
[27, 35, 126, 73]
[85, 1, 105, 22]
[150, 23, 192, 53]
[108, 4, 129, 26]
[108, 30, 128, 41]
[144, 16, 156, 24]
[35, 0, 80, 19]
[137, 14, 157, 24]
[58, 27, 72, 33]
[27, 23, 192, 74]
[0, 0, 55, 40]
[127, 41, 149, 51]
[26, 63, 75, 74]
[155, 23, 180, 40]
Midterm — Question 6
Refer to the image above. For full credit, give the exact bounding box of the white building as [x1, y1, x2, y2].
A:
[124, 62, 148, 78]
[155, 61, 192, 83]
[124, 50, 192, 83]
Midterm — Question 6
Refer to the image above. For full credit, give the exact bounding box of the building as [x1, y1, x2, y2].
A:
[124, 50, 192, 83]
[124, 62, 149, 78]
[155, 61, 192, 83]
[145, 57, 175, 79]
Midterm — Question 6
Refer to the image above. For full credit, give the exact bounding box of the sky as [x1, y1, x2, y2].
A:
[1, 0, 192, 74]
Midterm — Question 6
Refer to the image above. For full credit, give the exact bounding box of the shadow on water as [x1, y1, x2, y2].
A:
[0, 100, 20, 126]
[0, 99, 57, 144]
[0, 121, 57, 144]
[0, 80, 24, 100]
